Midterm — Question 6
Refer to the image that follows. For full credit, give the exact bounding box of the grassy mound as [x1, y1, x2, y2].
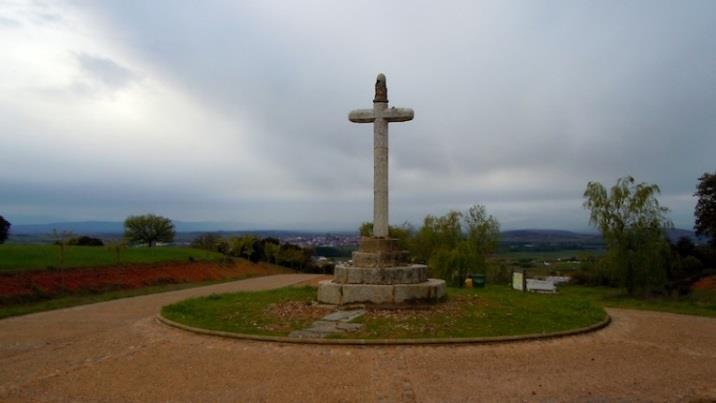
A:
[161, 286, 608, 339]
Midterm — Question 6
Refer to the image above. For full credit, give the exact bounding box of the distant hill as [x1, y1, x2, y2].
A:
[11, 221, 123, 234]
[501, 228, 704, 244]
[8, 221, 705, 245]
[10, 221, 251, 235]
[664, 228, 705, 243]
[501, 229, 602, 243]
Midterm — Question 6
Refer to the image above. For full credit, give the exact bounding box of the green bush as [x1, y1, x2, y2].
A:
[191, 233, 225, 252]
[68, 236, 104, 246]
[485, 261, 511, 285]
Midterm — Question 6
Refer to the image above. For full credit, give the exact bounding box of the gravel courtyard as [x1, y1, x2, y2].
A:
[1, 274, 714, 402]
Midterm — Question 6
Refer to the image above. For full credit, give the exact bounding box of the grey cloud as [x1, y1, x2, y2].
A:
[74, 52, 139, 90]
[2, 0, 714, 230]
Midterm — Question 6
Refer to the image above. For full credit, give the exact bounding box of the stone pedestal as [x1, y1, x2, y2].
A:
[317, 237, 446, 305]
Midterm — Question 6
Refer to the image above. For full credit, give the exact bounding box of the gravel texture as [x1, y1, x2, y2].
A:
[1, 274, 715, 402]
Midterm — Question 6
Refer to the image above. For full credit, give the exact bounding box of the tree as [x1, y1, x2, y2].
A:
[694, 172, 716, 247]
[263, 241, 280, 264]
[191, 233, 225, 251]
[0, 216, 10, 244]
[583, 176, 672, 295]
[123, 214, 175, 247]
[412, 210, 463, 263]
[228, 235, 257, 260]
[392, 205, 498, 286]
[106, 239, 128, 265]
[356, 205, 500, 286]
[463, 204, 500, 260]
[51, 229, 74, 267]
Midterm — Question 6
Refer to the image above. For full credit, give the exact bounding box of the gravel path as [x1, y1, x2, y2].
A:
[1, 274, 715, 402]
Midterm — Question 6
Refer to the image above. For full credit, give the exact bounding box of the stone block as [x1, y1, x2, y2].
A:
[317, 280, 342, 305]
[359, 237, 402, 253]
[352, 251, 408, 268]
[394, 279, 447, 303]
[341, 284, 394, 305]
[318, 278, 447, 305]
[333, 265, 427, 285]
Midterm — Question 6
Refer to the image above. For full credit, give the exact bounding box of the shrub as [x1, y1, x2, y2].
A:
[68, 236, 104, 246]
[570, 257, 615, 287]
[191, 233, 225, 252]
[485, 261, 512, 285]
[0, 215, 10, 244]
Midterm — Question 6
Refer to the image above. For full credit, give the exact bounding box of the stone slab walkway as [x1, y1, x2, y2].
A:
[289, 309, 365, 338]
[1, 274, 715, 402]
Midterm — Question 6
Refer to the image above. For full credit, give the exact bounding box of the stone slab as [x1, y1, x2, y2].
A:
[333, 265, 427, 285]
[322, 309, 366, 322]
[288, 310, 366, 339]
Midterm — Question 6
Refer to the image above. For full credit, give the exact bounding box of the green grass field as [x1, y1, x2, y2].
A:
[161, 285, 608, 339]
[0, 244, 224, 273]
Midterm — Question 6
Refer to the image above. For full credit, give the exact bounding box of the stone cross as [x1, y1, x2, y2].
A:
[349, 73, 414, 238]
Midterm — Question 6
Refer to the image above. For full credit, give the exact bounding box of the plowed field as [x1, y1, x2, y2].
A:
[0, 260, 288, 303]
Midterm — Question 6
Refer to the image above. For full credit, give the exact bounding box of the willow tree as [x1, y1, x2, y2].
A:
[694, 172, 716, 247]
[583, 176, 672, 295]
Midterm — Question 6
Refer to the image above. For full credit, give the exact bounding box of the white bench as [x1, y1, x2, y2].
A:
[526, 279, 557, 293]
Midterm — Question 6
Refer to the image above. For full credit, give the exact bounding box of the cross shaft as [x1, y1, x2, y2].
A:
[348, 74, 414, 238]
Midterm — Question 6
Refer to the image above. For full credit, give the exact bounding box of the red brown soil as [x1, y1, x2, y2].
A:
[693, 274, 716, 291]
[0, 260, 289, 303]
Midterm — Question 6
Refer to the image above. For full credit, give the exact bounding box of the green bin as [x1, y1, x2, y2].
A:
[470, 273, 486, 288]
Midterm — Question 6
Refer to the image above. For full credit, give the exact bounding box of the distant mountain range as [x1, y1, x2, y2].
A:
[500, 229, 601, 243]
[9, 221, 251, 235]
[8, 221, 704, 243]
[501, 228, 705, 244]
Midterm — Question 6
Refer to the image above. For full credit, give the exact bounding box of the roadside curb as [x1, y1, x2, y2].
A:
[156, 312, 611, 346]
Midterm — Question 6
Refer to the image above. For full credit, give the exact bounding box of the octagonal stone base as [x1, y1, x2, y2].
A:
[317, 278, 446, 306]
[333, 264, 428, 285]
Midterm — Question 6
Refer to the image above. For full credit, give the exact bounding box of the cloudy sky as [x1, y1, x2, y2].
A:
[1, 1, 714, 231]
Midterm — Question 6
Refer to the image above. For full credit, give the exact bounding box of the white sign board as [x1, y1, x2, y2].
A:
[512, 271, 525, 291]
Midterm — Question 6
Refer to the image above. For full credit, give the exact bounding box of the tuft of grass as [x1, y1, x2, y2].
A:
[0, 245, 223, 273]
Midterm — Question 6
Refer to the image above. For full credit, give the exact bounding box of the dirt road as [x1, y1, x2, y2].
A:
[1, 274, 715, 402]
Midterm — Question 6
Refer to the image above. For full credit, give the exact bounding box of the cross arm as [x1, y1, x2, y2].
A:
[382, 107, 414, 122]
[348, 109, 376, 123]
